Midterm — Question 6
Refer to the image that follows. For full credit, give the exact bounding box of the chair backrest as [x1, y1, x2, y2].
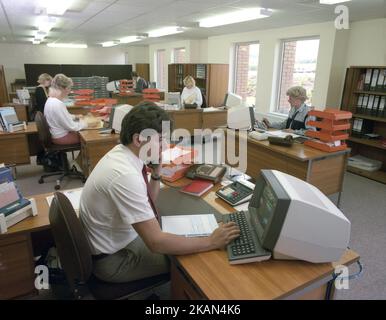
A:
[34, 111, 52, 149]
[49, 192, 93, 293]
[200, 88, 207, 108]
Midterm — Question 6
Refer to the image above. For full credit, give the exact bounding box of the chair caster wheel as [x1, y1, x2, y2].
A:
[54, 185, 61, 190]
[38, 178, 44, 184]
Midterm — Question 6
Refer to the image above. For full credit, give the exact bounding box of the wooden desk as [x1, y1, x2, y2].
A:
[112, 92, 165, 106]
[79, 130, 120, 177]
[0, 123, 39, 165]
[1, 183, 359, 300]
[225, 130, 350, 200]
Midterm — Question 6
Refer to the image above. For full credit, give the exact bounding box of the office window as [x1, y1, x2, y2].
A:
[173, 47, 186, 63]
[234, 42, 259, 106]
[276, 38, 320, 114]
[155, 49, 166, 90]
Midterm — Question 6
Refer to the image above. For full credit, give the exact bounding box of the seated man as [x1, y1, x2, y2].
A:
[79, 101, 240, 283]
[131, 72, 148, 93]
[263, 86, 316, 136]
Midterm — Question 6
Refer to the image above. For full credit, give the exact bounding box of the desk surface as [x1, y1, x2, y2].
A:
[0, 122, 37, 136]
[226, 129, 350, 162]
[79, 129, 120, 143]
[4, 180, 359, 300]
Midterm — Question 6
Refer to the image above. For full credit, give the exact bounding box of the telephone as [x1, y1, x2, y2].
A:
[216, 179, 255, 206]
[186, 164, 226, 184]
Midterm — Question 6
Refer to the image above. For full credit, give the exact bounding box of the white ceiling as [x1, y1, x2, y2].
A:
[0, 0, 385, 47]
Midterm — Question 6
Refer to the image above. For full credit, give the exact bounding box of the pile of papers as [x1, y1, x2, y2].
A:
[348, 155, 382, 172]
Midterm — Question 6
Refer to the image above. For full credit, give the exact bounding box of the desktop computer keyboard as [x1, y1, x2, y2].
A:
[223, 211, 271, 264]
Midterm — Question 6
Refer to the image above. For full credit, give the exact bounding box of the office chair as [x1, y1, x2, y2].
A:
[48, 192, 170, 300]
[35, 111, 85, 190]
[200, 89, 207, 108]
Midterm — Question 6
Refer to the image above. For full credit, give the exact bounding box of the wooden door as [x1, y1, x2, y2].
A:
[0, 65, 9, 104]
[135, 63, 150, 81]
[207, 64, 229, 107]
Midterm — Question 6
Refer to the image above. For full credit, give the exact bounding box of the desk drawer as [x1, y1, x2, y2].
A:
[171, 262, 205, 300]
[0, 135, 30, 165]
[0, 234, 35, 299]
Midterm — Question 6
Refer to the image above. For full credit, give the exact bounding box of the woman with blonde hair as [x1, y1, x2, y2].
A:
[181, 75, 203, 108]
[35, 73, 52, 113]
[44, 74, 87, 145]
[263, 86, 316, 135]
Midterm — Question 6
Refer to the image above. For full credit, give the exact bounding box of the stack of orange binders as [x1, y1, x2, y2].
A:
[119, 79, 135, 96]
[73, 89, 94, 106]
[142, 88, 162, 102]
[305, 109, 352, 152]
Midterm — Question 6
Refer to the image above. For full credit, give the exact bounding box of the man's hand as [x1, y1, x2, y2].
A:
[209, 222, 240, 250]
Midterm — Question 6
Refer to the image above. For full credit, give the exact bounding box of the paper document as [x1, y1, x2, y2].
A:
[203, 107, 224, 112]
[162, 147, 192, 163]
[46, 188, 83, 215]
[234, 202, 250, 212]
[161, 214, 218, 237]
[267, 130, 300, 139]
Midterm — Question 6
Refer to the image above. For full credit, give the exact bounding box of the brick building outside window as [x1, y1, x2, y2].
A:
[276, 38, 320, 114]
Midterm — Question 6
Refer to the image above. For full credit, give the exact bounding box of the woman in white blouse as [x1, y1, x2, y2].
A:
[44, 74, 87, 145]
[181, 75, 203, 108]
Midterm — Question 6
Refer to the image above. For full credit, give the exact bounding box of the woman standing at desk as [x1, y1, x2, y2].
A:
[35, 73, 52, 113]
[263, 86, 315, 135]
[181, 75, 203, 108]
[44, 74, 87, 145]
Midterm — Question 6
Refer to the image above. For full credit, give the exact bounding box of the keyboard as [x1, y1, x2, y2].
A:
[223, 211, 271, 264]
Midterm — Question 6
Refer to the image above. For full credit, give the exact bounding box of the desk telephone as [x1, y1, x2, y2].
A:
[186, 164, 226, 184]
[216, 180, 255, 206]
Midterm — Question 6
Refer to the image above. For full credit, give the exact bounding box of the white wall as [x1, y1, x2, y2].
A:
[125, 46, 149, 67]
[345, 18, 386, 67]
[0, 43, 126, 91]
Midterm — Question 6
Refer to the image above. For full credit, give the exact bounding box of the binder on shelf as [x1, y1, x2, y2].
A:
[366, 95, 374, 115]
[362, 94, 369, 114]
[363, 69, 373, 91]
[370, 69, 379, 91]
[378, 97, 385, 117]
[356, 94, 364, 114]
[377, 69, 385, 91]
[372, 96, 380, 116]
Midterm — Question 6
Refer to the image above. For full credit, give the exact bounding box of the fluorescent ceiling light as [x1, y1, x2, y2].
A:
[199, 8, 272, 28]
[101, 41, 119, 47]
[148, 27, 183, 38]
[34, 31, 47, 40]
[40, 0, 73, 15]
[36, 15, 57, 33]
[47, 43, 87, 48]
[320, 0, 351, 4]
[32, 39, 41, 45]
[119, 36, 141, 44]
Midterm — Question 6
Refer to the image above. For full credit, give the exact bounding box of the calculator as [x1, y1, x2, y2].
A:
[216, 180, 255, 206]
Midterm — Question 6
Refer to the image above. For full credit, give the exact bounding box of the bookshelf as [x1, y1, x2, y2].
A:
[168, 63, 229, 107]
[341, 66, 386, 184]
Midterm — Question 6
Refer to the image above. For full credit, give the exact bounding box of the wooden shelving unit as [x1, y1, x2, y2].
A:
[168, 63, 229, 107]
[341, 66, 386, 183]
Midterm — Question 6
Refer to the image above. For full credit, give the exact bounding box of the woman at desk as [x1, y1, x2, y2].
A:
[181, 75, 203, 108]
[44, 74, 87, 145]
[263, 86, 315, 135]
[35, 73, 52, 113]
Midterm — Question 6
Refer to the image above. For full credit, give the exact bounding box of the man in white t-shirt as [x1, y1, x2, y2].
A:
[79, 101, 240, 283]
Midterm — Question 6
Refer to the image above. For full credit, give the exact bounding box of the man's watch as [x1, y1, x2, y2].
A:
[151, 174, 161, 181]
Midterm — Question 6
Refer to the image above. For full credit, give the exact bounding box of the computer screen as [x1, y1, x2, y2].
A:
[224, 92, 242, 108]
[248, 170, 351, 263]
[166, 92, 181, 107]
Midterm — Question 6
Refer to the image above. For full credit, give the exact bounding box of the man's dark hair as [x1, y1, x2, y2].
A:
[131, 71, 138, 77]
[120, 101, 171, 145]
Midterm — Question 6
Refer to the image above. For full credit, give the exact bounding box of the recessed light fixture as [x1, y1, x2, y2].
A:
[32, 39, 41, 45]
[47, 43, 87, 48]
[36, 15, 57, 33]
[320, 0, 351, 4]
[101, 41, 119, 47]
[199, 8, 272, 28]
[148, 27, 183, 38]
[119, 36, 142, 44]
[40, 0, 74, 15]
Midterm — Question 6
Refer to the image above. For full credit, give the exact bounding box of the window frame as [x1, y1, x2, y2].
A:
[155, 49, 166, 90]
[232, 41, 260, 105]
[172, 47, 186, 63]
[274, 36, 320, 114]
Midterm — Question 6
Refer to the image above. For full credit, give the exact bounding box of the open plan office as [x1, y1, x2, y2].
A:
[0, 0, 386, 302]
